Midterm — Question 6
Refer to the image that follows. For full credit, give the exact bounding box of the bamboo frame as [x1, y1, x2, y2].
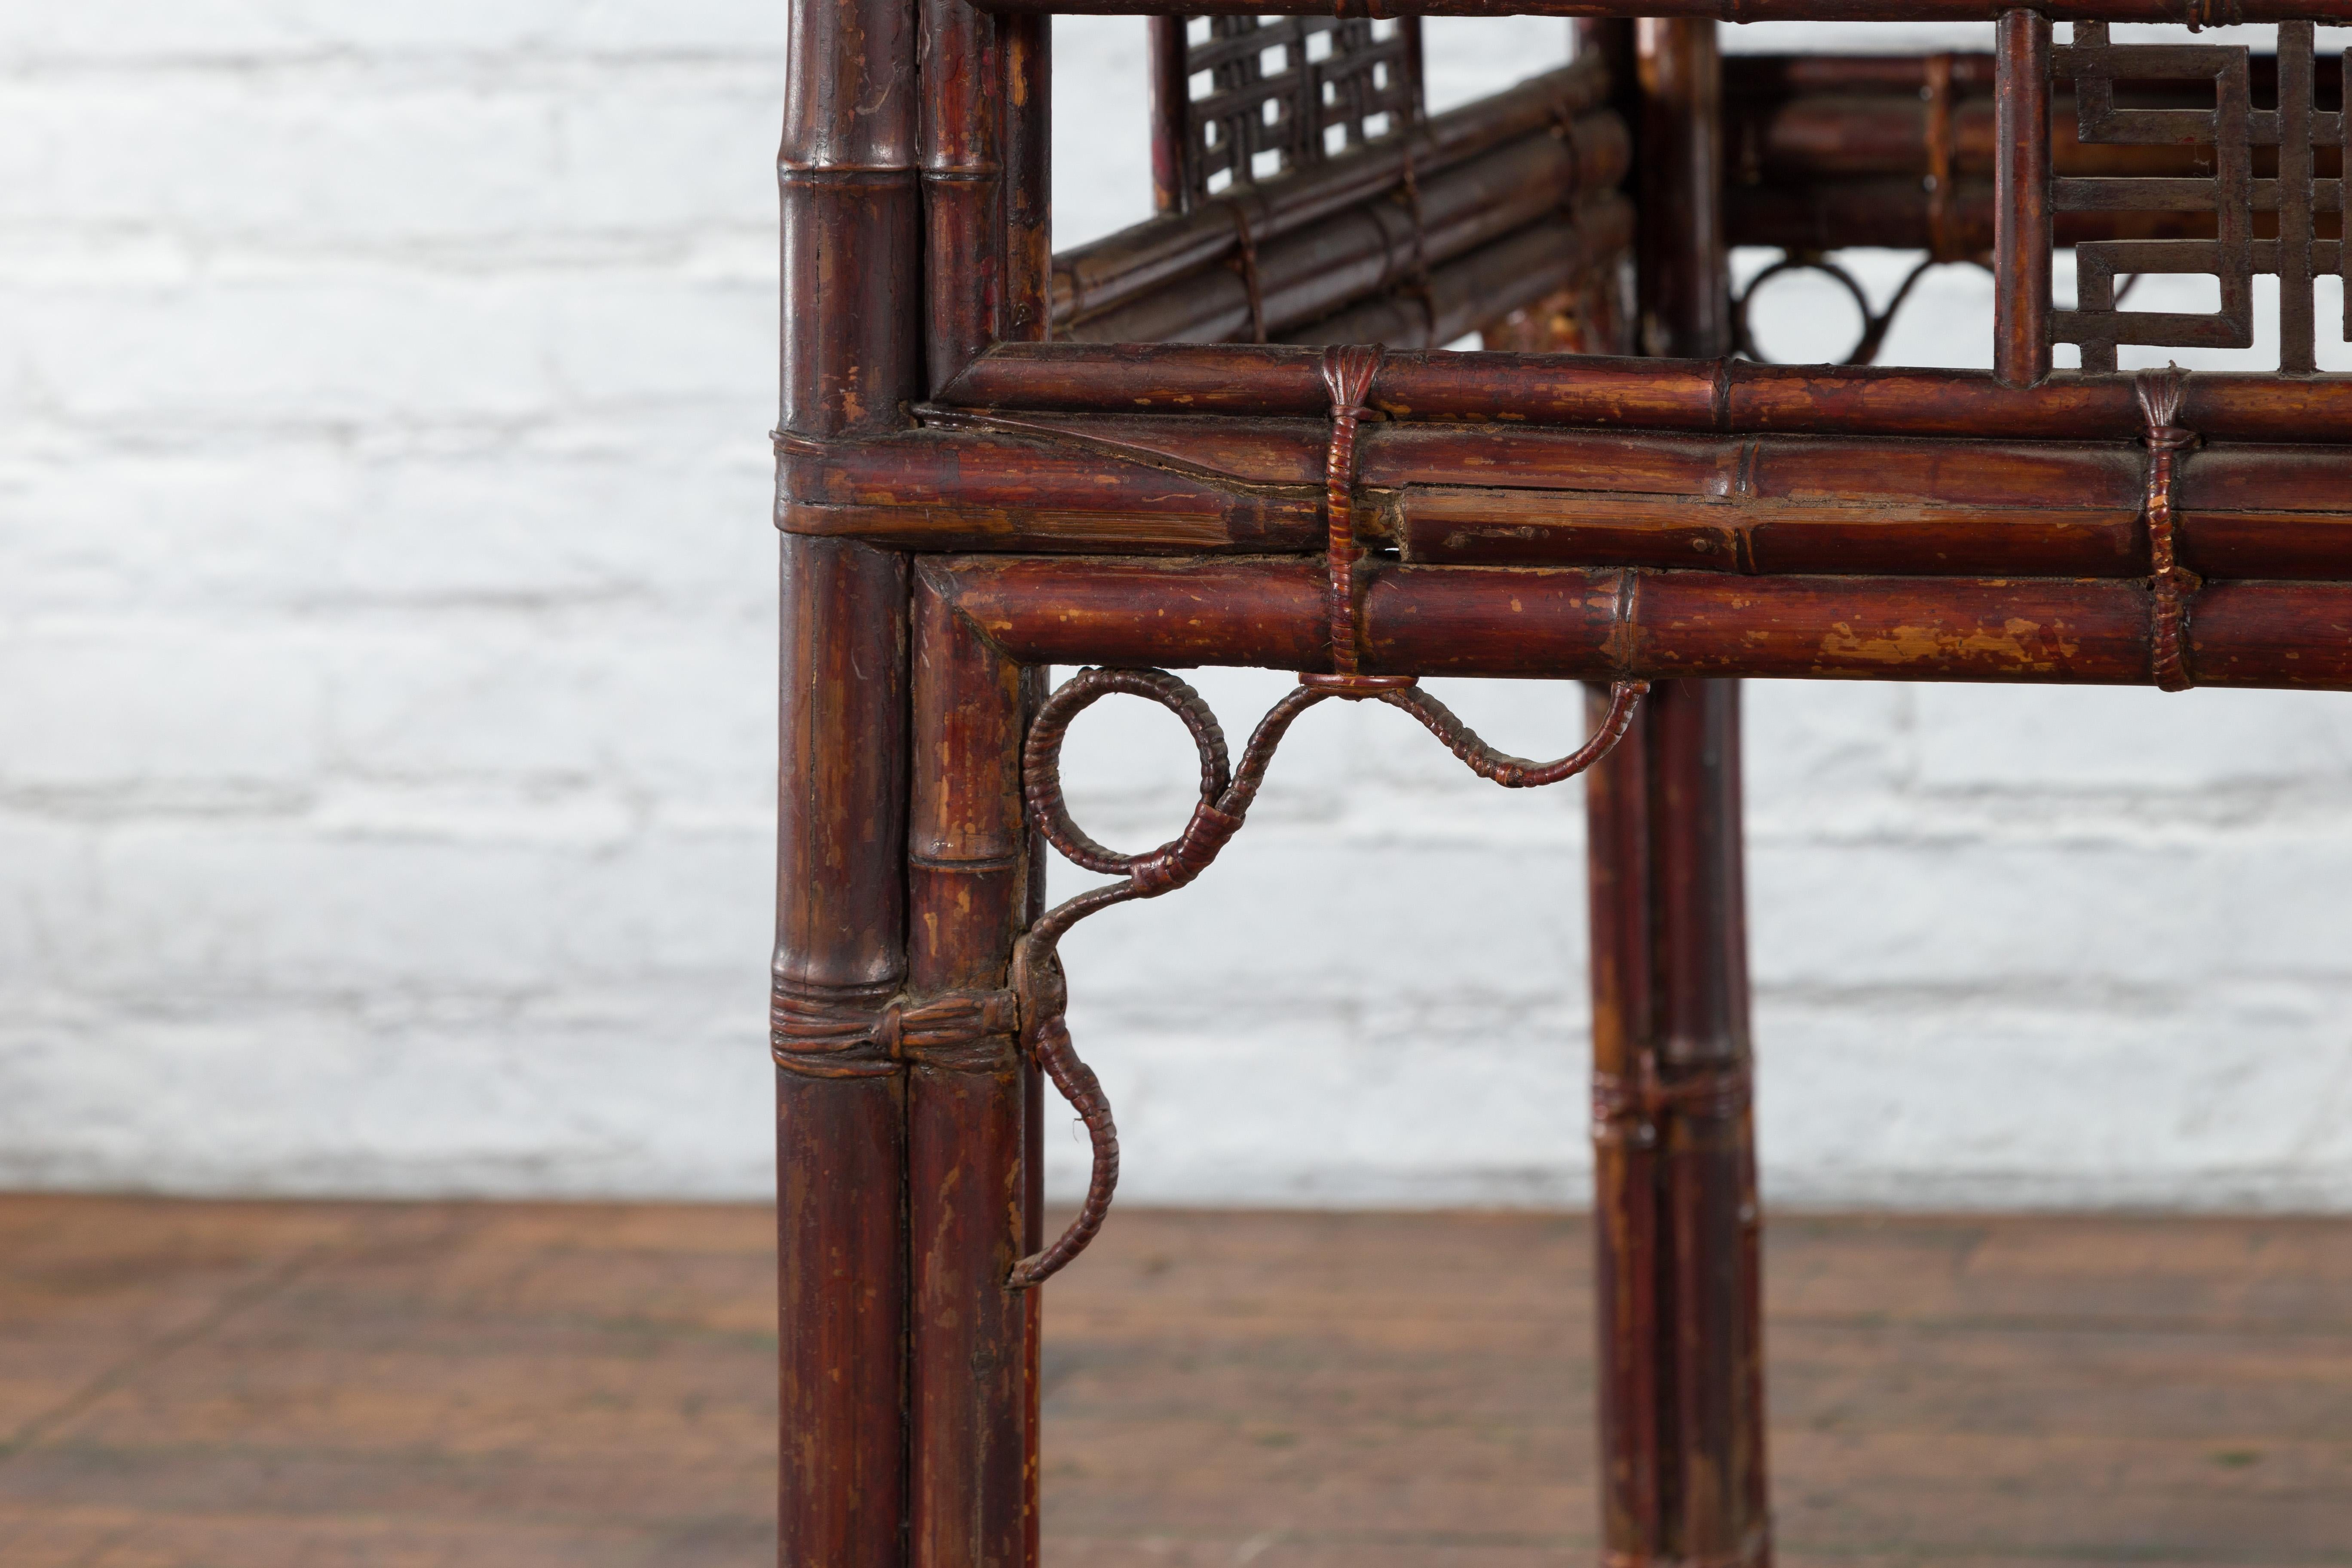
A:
[775, 0, 919, 1558]
[937, 343, 2352, 436]
[778, 9, 2352, 1568]
[977, 0, 2341, 18]
[1599, 21, 1765, 1564]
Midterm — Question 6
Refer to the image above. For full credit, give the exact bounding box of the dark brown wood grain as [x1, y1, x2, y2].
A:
[1147, 15, 1190, 217]
[1003, 12, 1051, 345]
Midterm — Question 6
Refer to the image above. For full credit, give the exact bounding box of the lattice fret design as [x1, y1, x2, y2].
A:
[1170, 15, 1421, 211]
[2051, 21, 2347, 374]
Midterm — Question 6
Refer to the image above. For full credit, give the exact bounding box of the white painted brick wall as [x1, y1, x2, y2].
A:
[2, 9, 2347, 1208]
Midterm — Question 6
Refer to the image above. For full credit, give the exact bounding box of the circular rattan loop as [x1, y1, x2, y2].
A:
[1733, 252, 1878, 366]
[1022, 668, 1232, 878]
[1733, 251, 1987, 369]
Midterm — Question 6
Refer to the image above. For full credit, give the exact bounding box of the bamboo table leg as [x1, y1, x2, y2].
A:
[908, 581, 1039, 1568]
[1584, 18, 1770, 1568]
[774, 0, 922, 1561]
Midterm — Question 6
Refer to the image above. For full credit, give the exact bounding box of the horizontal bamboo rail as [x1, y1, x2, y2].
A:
[1054, 55, 1611, 331]
[923, 555, 2352, 692]
[1724, 54, 2345, 252]
[1280, 200, 1634, 347]
[974, 0, 2337, 21]
[1727, 179, 2275, 254]
[939, 344, 2352, 441]
[1068, 126, 1630, 343]
[1729, 55, 2343, 182]
[782, 412, 2352, 573]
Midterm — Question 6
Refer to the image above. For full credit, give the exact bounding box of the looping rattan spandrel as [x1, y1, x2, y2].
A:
[775, 6, 2352, 1567]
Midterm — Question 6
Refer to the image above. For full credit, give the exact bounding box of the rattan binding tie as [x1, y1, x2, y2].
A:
[1593, 1054, 1752, 1149]
[2135, 365, 2200, 692]
[770, 981, 1020, 1079]
[1320, 343, 1387, 687]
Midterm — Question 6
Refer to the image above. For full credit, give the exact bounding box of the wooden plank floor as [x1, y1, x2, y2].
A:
[0, 1197, 2343, 1566]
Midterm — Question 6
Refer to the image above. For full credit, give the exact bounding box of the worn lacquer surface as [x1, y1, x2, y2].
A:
[778, 9, 2352, 1568]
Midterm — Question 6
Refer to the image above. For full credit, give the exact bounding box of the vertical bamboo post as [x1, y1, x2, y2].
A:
[1633, 18, 1729, 359]
[906, 14, 1051, 1567]
[1588, 16, 1769, 1568]
[1149, 16, 1192, 216]
[908, 579, 1037, 1568]
[1002, 26, 1052, 1561]
[923, 0, 1007, 393]
[1004, 12, 1053, 346]
[1994, 8, 2052, 387]
[775, 0, 920, 1557]
[998, 35, 1052, 1562]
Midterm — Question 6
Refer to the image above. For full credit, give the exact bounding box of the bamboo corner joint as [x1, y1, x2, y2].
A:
[774, 4, 2352, 1567]
[778, 343, 1654, 1289]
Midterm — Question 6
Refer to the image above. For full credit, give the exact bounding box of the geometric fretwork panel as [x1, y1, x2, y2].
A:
[2052, 22, 2347, 373]
[1178, 14, 1421, 208]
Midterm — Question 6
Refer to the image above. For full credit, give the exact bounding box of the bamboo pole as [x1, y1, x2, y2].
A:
[925, 555, 2352, 693]
[1995, 9, 2053, 388]
[775, 0, 920, 1557]
[1053, 55, 1610, 329]
[1602, 21, 1766, 1567]
[1148, 15, 1191, 216]
[780, 415, 2352, 568]
[921, 0, 1008, 392]
[1279, 199, 1635, 348]
[1002, 22, 1050, 1566]
[938, 344, 2352, 441]
[908, 579, 1037, 1568]
[1063, 122, 1630, 344]
[903, 12, 1050, 1565]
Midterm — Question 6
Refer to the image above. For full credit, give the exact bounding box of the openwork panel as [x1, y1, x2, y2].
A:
[2051, 21, 2347, 374]
[1176, 15, 1421, 208]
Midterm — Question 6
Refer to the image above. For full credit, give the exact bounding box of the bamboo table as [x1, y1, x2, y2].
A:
[772, 6, 2350, 1565]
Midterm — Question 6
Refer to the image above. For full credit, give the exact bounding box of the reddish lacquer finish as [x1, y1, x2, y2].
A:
[777, 8, 2349, 1567]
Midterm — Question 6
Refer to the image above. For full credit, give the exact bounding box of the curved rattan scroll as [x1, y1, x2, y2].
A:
[1005, 668, 1648, 1288]
[1732, 251, 1986, 368]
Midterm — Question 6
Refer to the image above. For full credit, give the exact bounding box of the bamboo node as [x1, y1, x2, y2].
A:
[1593, 1054, 1752, 1147]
